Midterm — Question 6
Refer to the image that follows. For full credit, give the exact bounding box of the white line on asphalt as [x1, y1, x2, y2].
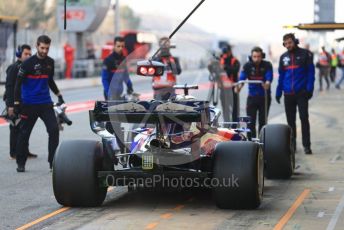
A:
[330, 155, 340, 164]
[326, 193, 344, 230]
[329, 187, 335, 192]
[317, 211, 325, 218]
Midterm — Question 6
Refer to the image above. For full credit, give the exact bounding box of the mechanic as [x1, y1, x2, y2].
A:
[236, 47, 273, 138]
[101, 36, 133, 100]
[316, 46, 331, 91]
[335, 47, 344, 89]
[5, 44, 37, 160]
[152, 37, 182, 100]
[63, 42, 74, 79]
[276, 33, 315, 155]
[220, 44, 240, 122]
[330, 48, 339, 83]
[14, 35, 65, 172]
[101, 36, 134, 153]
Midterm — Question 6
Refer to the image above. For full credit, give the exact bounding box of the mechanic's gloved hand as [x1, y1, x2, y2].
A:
[127, 87, 134, 95]
[58, 95, 65, 105]
[276, 95, 281, 104]
[307, 91, 313, 100]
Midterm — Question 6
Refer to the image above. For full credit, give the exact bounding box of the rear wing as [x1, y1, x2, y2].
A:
[89, 100, 210, 124]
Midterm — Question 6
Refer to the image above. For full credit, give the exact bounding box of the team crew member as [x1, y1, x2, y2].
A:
[220, 44, 240, 122]
[5, 44, 37, 159]
[152, 37, 182, 100]
[316, 46, 331, 91]
[276, 33, 315, 154]
[63, 42, 74, 79]
[236, 47, 273, 138]
[335, 48, 344, 89]
[101, 36, 133, 100]
[14, 35, 65, 172]
[330, 48, 339, 83]
[101, 36, 134, 153]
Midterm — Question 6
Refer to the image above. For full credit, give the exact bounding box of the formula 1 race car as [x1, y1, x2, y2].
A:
[52, 79, 295, 209]
[54, 0, 294, 209]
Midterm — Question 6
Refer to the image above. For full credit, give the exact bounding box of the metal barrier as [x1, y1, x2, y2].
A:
[72, 59, 103, 78]
[54, 59, 103, 79]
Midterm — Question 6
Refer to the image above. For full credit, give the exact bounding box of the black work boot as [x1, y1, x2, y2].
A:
[304, 147, 313, 155]
[28, 152, 38, 158]
[17, 165, 25, 172]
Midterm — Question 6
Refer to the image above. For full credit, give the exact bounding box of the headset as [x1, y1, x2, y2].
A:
[221, 44, 232, 54]
[282, 33, 300, 47]
[15, 44, 32, 59]
[248, 46, 266, 62]
[15, 45, 22, 58]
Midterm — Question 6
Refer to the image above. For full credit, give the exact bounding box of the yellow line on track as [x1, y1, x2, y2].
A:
[16, 207, 70, 230]
[145, 222, 159, 230]
[16, 187, 115, 229]
[145, 204, 186, 229]
[160, 213, 173, 219]
[273, 189, 311, 230]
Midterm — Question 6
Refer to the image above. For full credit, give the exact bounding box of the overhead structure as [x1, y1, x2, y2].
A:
[335, 37, 344, 42]
[283, 23, 344, 31]
[57, 0, 111, 32]
[314, 0, 335, 23]
[283, 0, 340, 31]
[57, 0, 111, 59]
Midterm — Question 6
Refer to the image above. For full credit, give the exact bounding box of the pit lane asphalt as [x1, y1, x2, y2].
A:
[1, 69, 342, 230]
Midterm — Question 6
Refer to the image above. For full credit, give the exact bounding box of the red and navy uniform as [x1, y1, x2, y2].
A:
[15, 55, 58, 104]
[14, 54, 60, 169]
[240, 60, 273, 96]
[276, 47, 315, 97]
[101, 52, 133, 153]
[276, 47, 315, 151]
[101, 52, 133, 100]
[240, 60, 273, 137]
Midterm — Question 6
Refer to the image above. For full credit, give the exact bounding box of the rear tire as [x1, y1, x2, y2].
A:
[213, 141, 264, 209]
[53, 140, 107, 207]
[260, 124, 295, 179]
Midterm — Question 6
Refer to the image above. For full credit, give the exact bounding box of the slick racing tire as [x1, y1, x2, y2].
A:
[260, 124, 295, 179]
[213, 141, 264, 209]
[53, 140, 107, 207]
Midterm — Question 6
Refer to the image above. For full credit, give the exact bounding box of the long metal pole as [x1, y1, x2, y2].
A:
[150, 0, 206, 60]
[64, 0, 67, 30]
[13, 20, 18, 63]
[114, 0, 120, 37]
